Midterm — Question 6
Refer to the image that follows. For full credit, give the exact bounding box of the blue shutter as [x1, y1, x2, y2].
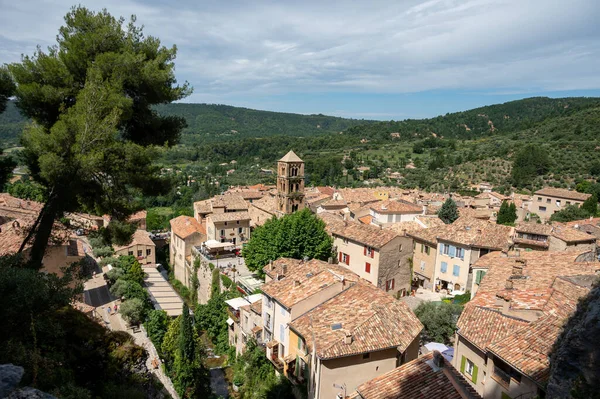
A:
[441, 262, 447, 273]
[449, 245, 456, 257]
[453, 264, 460, 276]
[439, 245, 443, 255]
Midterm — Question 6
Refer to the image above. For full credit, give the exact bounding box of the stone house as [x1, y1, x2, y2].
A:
[530, 187, 591, 221]
[114, 229, 156, 265]
[169, 216, 206, 288]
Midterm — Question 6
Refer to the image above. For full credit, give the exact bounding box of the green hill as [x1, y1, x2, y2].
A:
[0, 101, 375, 147]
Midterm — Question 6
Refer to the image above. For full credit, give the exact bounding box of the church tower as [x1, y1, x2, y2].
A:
[276, 150, 305, 215]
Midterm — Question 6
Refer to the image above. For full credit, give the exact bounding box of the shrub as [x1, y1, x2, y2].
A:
[93, 246, 114, 258]
[414, 301, 463, 344]
[145, 310, 169, 350]
[221, 274, 232, 289]
[171, 279, 191, 301]
[119, 298, 146, 325]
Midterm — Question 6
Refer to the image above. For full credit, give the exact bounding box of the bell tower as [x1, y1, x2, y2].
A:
[276, 150, 305, 216]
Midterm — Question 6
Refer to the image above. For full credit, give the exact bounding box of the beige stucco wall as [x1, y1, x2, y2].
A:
[548, 237, 596, 253]
[317, 348, 400, 399]
[454, 334, 487, 396]
[411, 238, 438, 288]
[41, 244, 85, 276]
[530, 194, 584, 221]
[335, 236, 381, 286]
[206, 218, 251, 245]
[115, 242, 155, 265]
[249, 202, 276, 227]
[170, 231, 203, 287]
[378, 236, 412, 294]
[435, 241, 472, 292]
[484, 353, 540, 399]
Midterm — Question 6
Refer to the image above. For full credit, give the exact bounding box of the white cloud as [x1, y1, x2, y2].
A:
[1, 0, 599, 106]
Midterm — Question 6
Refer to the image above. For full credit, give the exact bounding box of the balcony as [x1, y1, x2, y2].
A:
[492, 366, 511, 389]
[266, 340, 284, 370]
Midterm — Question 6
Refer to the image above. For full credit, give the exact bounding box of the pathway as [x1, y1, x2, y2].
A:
[143, 265, 184, 317]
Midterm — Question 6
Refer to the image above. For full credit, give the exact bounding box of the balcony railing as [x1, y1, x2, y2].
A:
[492, 366, 511, 388]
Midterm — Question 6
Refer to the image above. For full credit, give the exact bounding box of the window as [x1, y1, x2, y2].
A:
[128, 251, 133, 256]
[220, 229, 225, 236]
[539, 206, 547, 212]
[365, 262, 371, 273]
[420, 260, 426, 271]
[386, 279, 395, 291]
[279, 324, 285, 342]
[343, 238, 348, 244]
[461, 356, 479, 384]
[556, 200, 561, 207]
[440, 261, 448, 273]
[475, 270, 487, 284]
[546, 198, 551, 203]
[265, 313, 272, 330]
[453, 264, 460, 277]
[425, 246, 430, 255]
[362, 353, 370, 359]
[280, 306, 287, 316]
[443, 244, 449, 255]
[340, 253, 350, 265]
[238, 227, 243, 234]
[224, 222, 228, 226]
[456, 247, 464, 259]
[146, 248, 151, 256]
[244, 315, 249, 327]
[566, 201, 571, 205]
[137, 250, 142, 257]
[449, 245, 456, 258]
[537, 197, 542, 201]
[364, 246, 374, 258]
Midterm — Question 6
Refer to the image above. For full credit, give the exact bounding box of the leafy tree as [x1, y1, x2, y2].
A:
[6, 180, 47, 202]
[242, 208, 333, 273]
[0, 66, 15, 114]
[8, 6, 190, 269]
[93, 246, 115, 258]
[438, 198, 459, 224]
[116, 255, 145, 285]
[581, 194, 598, 216]
[511, 144, 550, 187]
[497, 201, 517, 225]
[109, 279, 148, 302]
[550, 205, 591, 222]
[119, 298, 145, 325]
[414, 301, 462, 344]
[144, 310, 169, 350]
[590, 162, 600, 177]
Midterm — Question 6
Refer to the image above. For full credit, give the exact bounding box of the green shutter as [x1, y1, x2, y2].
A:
[460, 356, 466, 374]
[501, 393, 512, 399]
[298, 338, 301, 349]
[472, 364, 478, 384]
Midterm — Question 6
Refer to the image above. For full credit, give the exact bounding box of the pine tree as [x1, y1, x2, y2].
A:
[497, 201, 509, 224]
[438, 198, 459, 224]
[581, 194, 598, 217]
[508, 202, 518, 224]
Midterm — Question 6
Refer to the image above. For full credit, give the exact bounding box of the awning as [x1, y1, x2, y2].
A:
[204, 240, 236, 250]
[266, 340, 279, 349]
[284, 354, 296, 364]
[226, 317, 234, 326]
[252, 326, 262, 334]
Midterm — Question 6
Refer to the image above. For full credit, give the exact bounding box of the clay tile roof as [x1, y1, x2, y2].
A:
[317, 212, 346, 234]
[290, 283, 423, 360]
[262, 257, 304, 279]
[211, 194, 248, 210]
[534, 187, 591, 201]
[436, 217, 513, 250]
[331, 221, 399, 249]
[170, 216, 205, 239]
[261, 259, 360, 309]
[353, 352, 482, 399]
[250, 299, 262, 315]
[458, 251, 598, 384]
[515, 222, 552, 236]
[279, 150, 303, 162]
[208, 211, 251, 223]
[370, 200, 423, 214]
[358, 215, 373, 225]
[550, 223, 595, 243]
[237, 191, 264, 200]
[407, 226, 440, 246]
[251, 195, 278, 215]
[316, 186, 335, 196]
[128, 210, 147, 221]
[114, 229, 155, 251]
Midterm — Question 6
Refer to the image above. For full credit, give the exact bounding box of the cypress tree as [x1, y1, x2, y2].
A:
[438, 198, 459, 224]
[179, 303, 195, 361]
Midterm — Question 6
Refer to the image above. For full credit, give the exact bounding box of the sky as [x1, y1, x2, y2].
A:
[1, 0, 600, 120]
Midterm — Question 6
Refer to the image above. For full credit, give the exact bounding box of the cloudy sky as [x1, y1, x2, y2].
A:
[1, 0, 599, 119]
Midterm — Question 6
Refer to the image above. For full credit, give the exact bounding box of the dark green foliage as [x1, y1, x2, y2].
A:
[6, 179, 47, 202]
[550, 205, 593, 222]
[0, 66, 15, 115]
[511, 144, 551, 188]
[179, 303, 195, 360]
[590, 162, 600, 177]
[119, 298, 146, 325]
[221, 274, 233, 289]
[243, 208, 333, 273]
[92, 246, 114, 258]
[109, 279, 148, 302]
[232, 339, 295, 399]
[497, 201, 518, 225]
[115, 255, 145, 285]
[0, 254, 158, 397]
[414, 301, 463, 344]
[452, 292, 472, 306]
[171, 278, 192, 304]
[438, 198, 459, 224]
[144, 310, 169, 350]
[581, 194, 598, 216]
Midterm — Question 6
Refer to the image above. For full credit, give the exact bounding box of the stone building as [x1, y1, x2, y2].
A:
[276, 151, 305, 216]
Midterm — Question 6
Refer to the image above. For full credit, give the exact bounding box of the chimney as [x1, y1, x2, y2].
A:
[270, 260, 274, 270]
[294, 280, 301, 287]
[512, 265, 523, 276]
[432, 350, 444, 368]
[282, 264, 288, 275]
[344, 332, 353, 345]
[505, 279, 513, 290]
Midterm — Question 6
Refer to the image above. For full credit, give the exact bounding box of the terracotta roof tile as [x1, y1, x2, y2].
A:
[353, 352, 482, 399]
[331, 221, 399, 249]
[208, 211, 251, 223]
[262, 257, 304, 280]
[515, 222, 552, 236]
[534, 187, 591, 201]
[290, 282, 422, 360]
[369, 200, 423, 214]
[170, 216, 205, 239]
[261, 259, 360, 309]
[358, 215, 373, 225]
[114, 229, 155, 251]
[550, 223, 596, 243]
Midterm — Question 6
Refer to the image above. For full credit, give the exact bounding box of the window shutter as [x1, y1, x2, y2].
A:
[439, 245, 443, 255]
[298, 338, 301, 349]
[371, 248, 374, 258]
[472, 364, 478, 384]
[365, 263, 371, 273]
[475, 270, 481, 284]
[449, 245, 456, 257]
[460, 356, 466, 374]
[346, 255, 350, 265]
[339, 252, 342, 262]
[364, 246, 367, 256]
[391, 279, 395, 290]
